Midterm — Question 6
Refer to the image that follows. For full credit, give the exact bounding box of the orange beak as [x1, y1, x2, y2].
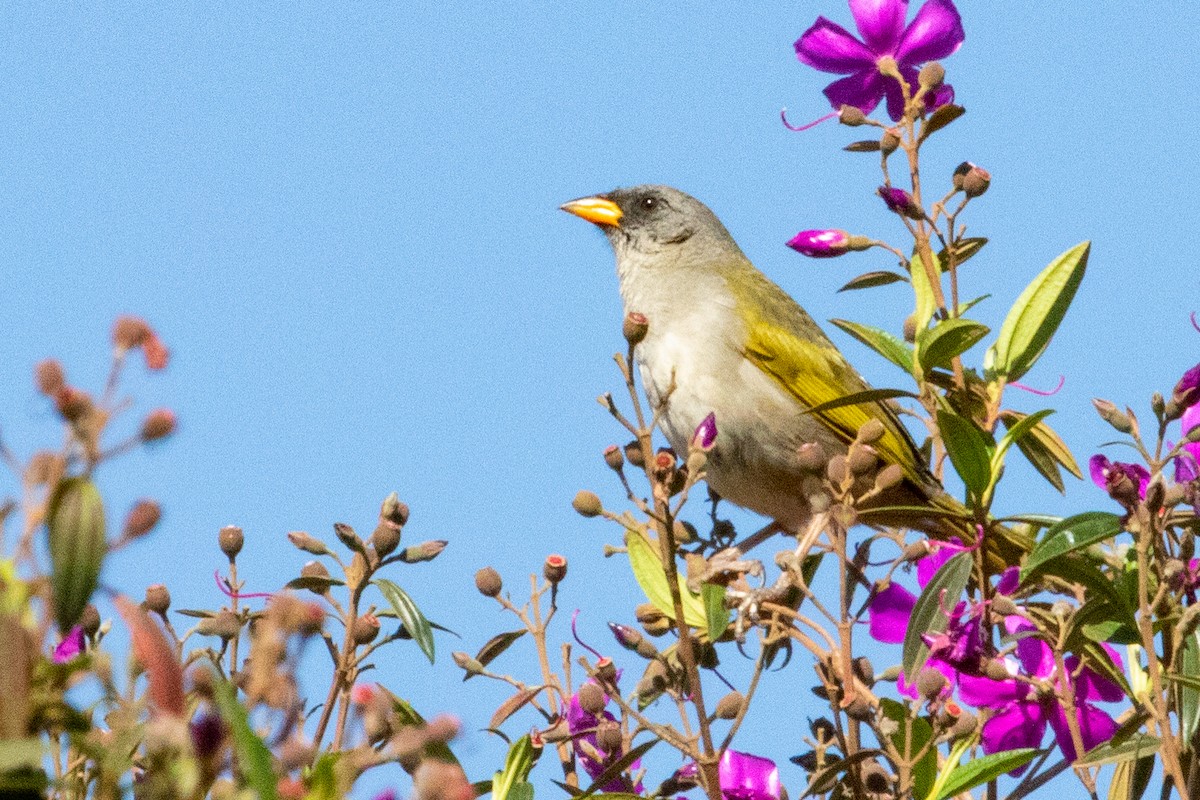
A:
[560, 195, 623, 227]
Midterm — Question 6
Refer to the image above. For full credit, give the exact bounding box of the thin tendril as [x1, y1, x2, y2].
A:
[213, 570, 273, 601]
[571, 609, 604, 660]
[1009, 375, 1065, 396]
[1191, 311, 1200, 334]
[781, 108, 838, 132]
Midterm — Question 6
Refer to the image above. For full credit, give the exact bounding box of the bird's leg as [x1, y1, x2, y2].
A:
[732, 520, 783, 554]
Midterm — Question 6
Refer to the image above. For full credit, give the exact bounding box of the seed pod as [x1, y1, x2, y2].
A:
[918, 62, 945, 90]
[874, 464, 904, 493]
[370, 521, 401, 558]
[852, 656, 875, 686]
[47, 477, 107, 632]
[826, 454, 849, 484]
[143, 584, 171, 615]
[714, 691, 745, 720]
[572, 491, 603, 518]
[846, 444, 878, 476]
[213, 527, 242, 561]
[596, 719, 622, 754]
[797, 442, 827, 472]
[543, 554, 568, 584]
[474, 567, 502, 597]
[844, 697, 874, 721]
[577, 682, 606, 715]
[856, 419, 885, 444]
[622, 312, 649, 346]
[35, 359, 66, 396]
[916, 667, 947, 700]
[838, 105, 867, 126]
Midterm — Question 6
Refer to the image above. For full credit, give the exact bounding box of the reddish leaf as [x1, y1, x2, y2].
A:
[114, 595, 184, 717]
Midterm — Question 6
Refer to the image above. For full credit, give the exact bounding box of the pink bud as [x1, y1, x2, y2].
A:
[786, 229, 850, 258]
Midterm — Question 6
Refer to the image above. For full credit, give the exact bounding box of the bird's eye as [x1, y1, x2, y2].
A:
[641, 197, 657, 211]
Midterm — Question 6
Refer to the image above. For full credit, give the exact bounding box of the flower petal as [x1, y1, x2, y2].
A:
[895, 0, 965, 66]
[980, 701, 1047, 773]
[849, 0, 908, 55]
[927, 82, 955, 110]
[882, 66, 919, 121]
[719, 750, 781, 800]
[868, 581, 916, 643]
[917, 537, 965, 587]
[898, 656, 956, 699]
[822, 70, 888, 115]
[53, 625, 85, 664]
[1066, 647, 1125, 703]
[1005, 616, 1054, 679]
[958, 671, 1028, 708]
[1089, 454, 1110, 489]
[795, 17, 877, 73]
[994, 566, 1020, 596]
[1046, 700, 1118, 763]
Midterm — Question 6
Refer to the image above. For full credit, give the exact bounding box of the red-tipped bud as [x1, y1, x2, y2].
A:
[877, 186, 924, 220]
[140, 408, 177, 441]
[603, 445, 625, 471]
[543, 554, 568, 584]
[953, 162, 991, 198]
[123, 500, 162, 540]
[35, 359, 66, 396]
[142, 333, 170, 371]
[623, 312, 649, 346]
[352, 613, 381, 645]
[54, 386, 93, 422]
[143, 584, 171, 615]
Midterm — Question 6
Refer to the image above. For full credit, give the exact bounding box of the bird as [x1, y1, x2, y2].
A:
[561, 184, 1027, 569]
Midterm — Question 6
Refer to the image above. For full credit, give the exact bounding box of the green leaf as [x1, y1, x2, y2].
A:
[1021, 512, 1123, 579]
[285, 575, 345, 592]
[985, 241, 1089, 381]
[475, 629, 527, 669]
[1076, 734, 1160, 767]
[47, 476, 107, 632]
[918, 103, 965, 142]
[910, 252, 938, 342]
[382, 686, 459, 765]
[935, 410, 993, 505]
[1029, 556, 1136, 632]
[838, 271, 908, 292]
[916, 318, 990, 371]
[829, 319, 914, 373]
[936, 237, 988, 270]
[804, 387, 919, 416]
[701, 583, 728, 641]
[903, 552, 973, 682]
[624, 532, 706, 628]
[879, 699, 934, 800]
[305, 753, 341, 800]
[576, 740, 658, 799]
[933, 748, 1039, 799]
[492, 735, 537, 800]
[212, 677, 279, 800]
[373, 578, 436, 663]
[1177, 636, 1200, 745]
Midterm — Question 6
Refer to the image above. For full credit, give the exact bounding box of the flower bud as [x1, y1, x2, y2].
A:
[810, 717, 836, 743]
[572, 490, 603, 518]
[596, 718, 622, 754]
[333, 522, 362, 551]
[852, 656, 875, 686]
[352, 614, 381, 645]
[714, 690, 745, 720]
[370, 521, 401, 558]
[838, 104, 867, 126]
[287, 530, 328, 556]
[873, 464, 904, 493]
[826, 454, 849, 484]
[300, 560, 330, 580]
[918, 62, 945, 90]
[692, 412, 718, 451]
[35, 359, 66, 396]
[880, 128, 901, 155]
[453, 651, 485, 677]
[624, 440, 646, 467]
[603, 445, 625, 471]
[123, 500, 161, 540]
[113, 316, 152, 350]
[54, 386, 93, 422]
[787, 229, 851, 258]
[846, 444, 878, 476]
[990, 595, 1019, 616]
[1092, 398, 1133, 433]
[877, 186, 924, 220]
[636, 603, 667, 624]
[844, 697, 874, 721]
[855, 419, 885, 444]
[797, 442, 827, 472]
[400, 540, 447, 563]
[594, 656, 617, 684]
[861, 761, 891, 795]
[380, 492, 410, 527]
[985, 659, 1012, 681]
[641, 615, 672, 637]
[577, 682, 606, 715]
[608, 622, 658, 659]
[190, 713, 226, 761]
[543, 554, 568, 584]
[953, 162, 990, 198]
[1167, 364, 1200, 422]
[200, 610, 241, 641]
[140, 409, 177, 441]
[916, 667, 947, 700]
[475, 566, 503, 597]
[80, 604, 101, 637]
[213, 525, 243, 560]
[950, 709, 978, 739]
[143, 584, 171, 615]
[622, 312, 649, 346]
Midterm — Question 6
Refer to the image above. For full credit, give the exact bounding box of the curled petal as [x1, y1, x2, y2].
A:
[1183, 403, 1200, 458]
[927, 82, 955, 110]
[894, 0, 965, 65]
[1088, 454, 1110, 489]
[822, 70, 888, 115]
[958, 669, 1027, 708]
[868, 581, 916, 643]
[1177, 452, 1199, 485]
[795, 17, 877, 73]
[719, 750, 781, 800]
[979, 701, 1047, 773]
[849, 0, 908, 54]
[1046, 700, 1118, 763]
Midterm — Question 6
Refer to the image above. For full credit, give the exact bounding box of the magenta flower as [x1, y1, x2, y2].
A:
[794, 0, 963, 121]
[877, 186, 923, 219]
[1089, 454, 1150, 505]
[693, 412, 718, 452]
[53, 625, 85, 664]
[1172, 362, 1200, 413]
[566, 680, 642, 793]
[787, 229, 851, 258]
[672, 751, 781, 800]
[958, 618, 1123, 772]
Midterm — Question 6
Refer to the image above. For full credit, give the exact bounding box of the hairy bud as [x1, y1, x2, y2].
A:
[143, 584, 171, 615]
[123, 500, 161, 540]
[474, 566, 502, 597]
[219, 525, 244, 559]
[714, 691, 745, 720]
[35, 359, 66, 396]
[352, 614, 381, 645]
[577, 682, 606, 715]
[622, 312, 649, 346]
[287, 530, 329, 556]
[572, 491, 603, 518]
[603, 445, 625, 471]
[140, 409, 177, 441]
[838, 104, 867, 126]
[918, 62, 945, 90]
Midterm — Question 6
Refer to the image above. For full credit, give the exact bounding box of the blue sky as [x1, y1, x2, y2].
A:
[2, 2, 1198, 797]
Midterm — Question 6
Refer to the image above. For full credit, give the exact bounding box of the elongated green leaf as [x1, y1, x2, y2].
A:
[879, 699, 934, 800]
[903, 552, 973, 681]
[933, 748, 1039, 799]
[47, 477, 106, 632]
[306, 753, 342, 800]
[910, 253, 938, 341]
[1177, 637, 1200, 745]
[1168, 671, 1200, 692]
[829, 319, 915, 373]
[577, 739, 658, 799]
[985, 241, 1089, 381]
[936, 237, 988, 270]
[935, 410, 993, 504]
[990, 409, 1055, 481]
[1076, 734, 1160, 766]
[917, 319, 990, 371]
[844, 139, 883, 152]
[493, 735, 537, 800]
[475, 629, 527, 668]
[1030, 556, 1136, 632]
[838, 271, 908, 292]
[804, 387, 919, 416]
[1021, 512, 1123, 579]
[701, 583, 728, 641]
[374, 578, 435, 663]
[624, 532, 706, 628]
[212, 678, 278, 800]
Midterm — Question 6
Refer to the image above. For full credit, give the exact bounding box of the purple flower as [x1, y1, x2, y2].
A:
[1172, 362, 1200, 413]
[787, 229, 851, 258]
[958, 618, 1123, 772]
[566, 680, 642, 793]
[1089, 454, 1150, 506]
[794, 0, 963, 121]
[53, 625, 85, 664]
[877, 186, 924, 220]
[693, 412, 718, 452]
[671, 751, 781, 800]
